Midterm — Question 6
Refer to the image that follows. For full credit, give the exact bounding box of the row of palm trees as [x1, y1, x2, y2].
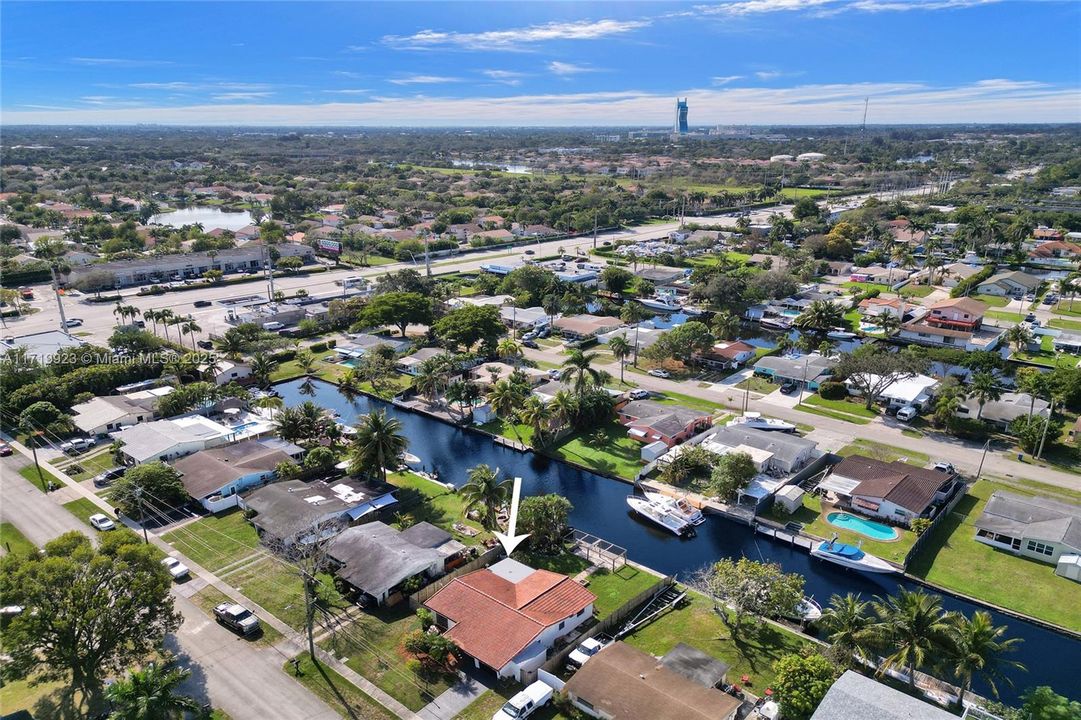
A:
[115, 302, 203, 350]
[821, 589, 1024, 706]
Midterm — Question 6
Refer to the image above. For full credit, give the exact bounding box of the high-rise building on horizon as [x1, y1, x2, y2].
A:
[675, 98, 689, 134]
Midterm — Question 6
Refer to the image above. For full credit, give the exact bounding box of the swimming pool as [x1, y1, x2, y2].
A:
[827, 512, 899, 541]
[230, 421, 261, 433]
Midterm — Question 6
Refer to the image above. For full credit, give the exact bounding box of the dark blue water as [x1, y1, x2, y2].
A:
[277, 377, 1080, 702]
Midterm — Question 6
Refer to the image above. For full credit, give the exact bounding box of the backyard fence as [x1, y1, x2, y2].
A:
[903, 480, 970, 570]
[407, 545, 503, 608]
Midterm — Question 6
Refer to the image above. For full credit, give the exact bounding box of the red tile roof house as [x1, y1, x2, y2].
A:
[617, 400, 713, 447]
[821, 455, 954, 527]
[898, 297, 1002, 351]
[423, 558, 595, 681]
[1030, 241, 1081, 260]
[1033, 227, 1065, 242]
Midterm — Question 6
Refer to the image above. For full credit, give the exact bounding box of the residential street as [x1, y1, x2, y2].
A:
[0, 454, 88, 547]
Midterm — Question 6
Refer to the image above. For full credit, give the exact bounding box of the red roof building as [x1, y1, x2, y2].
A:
[424, 558, 595, 680]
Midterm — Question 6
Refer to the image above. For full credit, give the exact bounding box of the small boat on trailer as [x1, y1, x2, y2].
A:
[810, 534, 897, 574]
[626, 496, 696, 537]
[643, 491, 705, 526]
[726, 412, 796, 433]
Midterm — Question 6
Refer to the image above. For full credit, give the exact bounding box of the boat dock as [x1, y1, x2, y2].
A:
[754, 521, 816, 551]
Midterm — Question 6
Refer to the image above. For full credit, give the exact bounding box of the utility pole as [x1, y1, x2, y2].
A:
[134, 486, 149, 544]
[50, 264, 69, 331]
[1036, 398, 1054, 460]
[975, 438, 990, 480]
[29, 430, 49, 492]
[796, 357, 809, 407]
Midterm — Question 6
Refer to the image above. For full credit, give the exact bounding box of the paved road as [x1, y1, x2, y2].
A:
[0, 454, 89, 547]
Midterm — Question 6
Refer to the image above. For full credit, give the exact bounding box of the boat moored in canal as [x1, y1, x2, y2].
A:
[810, 534, 897, 574]
[626, 495, 696, 537]
[643, 491, 706, 526]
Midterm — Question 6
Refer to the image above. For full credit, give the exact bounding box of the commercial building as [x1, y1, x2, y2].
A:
[674, 98, 689, 134]
[1, 330, 84, 362]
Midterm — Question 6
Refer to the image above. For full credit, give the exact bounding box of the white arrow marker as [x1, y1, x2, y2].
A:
[493, 476, 530, 557]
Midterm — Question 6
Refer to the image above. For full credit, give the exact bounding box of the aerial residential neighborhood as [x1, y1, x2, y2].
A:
[2, 2, 1081, 720]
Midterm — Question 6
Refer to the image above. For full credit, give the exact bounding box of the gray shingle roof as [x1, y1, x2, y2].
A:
[975, 491, 1081, 551]
[810, 671, 957, 720]
[327, 521, 456, 599]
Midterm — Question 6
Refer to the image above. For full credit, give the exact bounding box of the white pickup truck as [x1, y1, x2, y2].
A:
[492, 681, 554, 720]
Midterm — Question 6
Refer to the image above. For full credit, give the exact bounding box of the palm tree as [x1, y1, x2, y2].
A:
[549, 389, 578, 429]
[496, 337, 522, 369]
[157, 309, 176, 344]
[1065, 271, 1081, 311]
[1015, 367, 1049, 419]
[414, 355, 452, 405]
[821, 593, 874, 661]
[215, 332, 245, 361]
[274, 406, 310, 444]
[519, 395, 554, 444]
[872, 588, 954, 688]
[620, 302, 651, 365]
[875, 310, 902, 337]
[105, 661, 200, 720]
[144, 309, 160, 336]
[712, 310, 740, 341]
[487, 379, 527, 439]
[561, 349, 602, 398]
[459, 464, 511, 531]
[253, 395, 283, 412]
[793, 300, 844, 340]
[249, 355, 276, 388]
[295, 348, 316, 375]
[889, 246, 913, 286]
[348, 409, 407, 483]
[946, 611, 1025, 706]
[113, 301, 125, 328]
[608, 335, 632, 383]
[181, 319, 201, 350]
[968, 371, 1002, 420]
[1004, 324, 1034, 354]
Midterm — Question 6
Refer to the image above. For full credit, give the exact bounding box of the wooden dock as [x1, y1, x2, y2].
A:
[755, 522, 815, 551]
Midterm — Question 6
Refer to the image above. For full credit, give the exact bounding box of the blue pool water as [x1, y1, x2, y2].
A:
[827, 512, 899, 541]
[230, 421, 260, 433]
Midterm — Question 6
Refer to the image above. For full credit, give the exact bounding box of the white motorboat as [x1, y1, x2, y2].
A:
[726, 412, 796, 433]
[783, 596, 823, 623]
[402, 452, 422, 469]
[682, 305, 705, 316]
[626, 496, 695, 537]
[760, 317, 791, 330]
[826, 328, 857, 340]
[643, 491, 705, 526]
[810, 535, 897, 574]
[638, 295, 684, 313]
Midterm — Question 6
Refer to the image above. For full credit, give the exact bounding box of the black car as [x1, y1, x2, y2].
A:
[779, 380, 799, 395]
[92, 466, 127, 487]
[197, 340, 214, 350]
[193, 300, 213, 308]
[522, 339, 540, 349]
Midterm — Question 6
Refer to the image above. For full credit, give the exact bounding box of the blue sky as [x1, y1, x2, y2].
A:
[2, 0, 1079, 125]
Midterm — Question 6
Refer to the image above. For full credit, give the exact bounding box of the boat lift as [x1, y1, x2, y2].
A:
[613, 582, 686, 639]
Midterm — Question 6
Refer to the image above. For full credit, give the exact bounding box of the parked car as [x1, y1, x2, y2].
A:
[261, 321, 285, 331]
[896, 405, 919, 422]
[0, 441, 12, 457]
[522, 339, 539, 349]
[629, 389, 650, 400]
[523, 249, 535, 255]
[196, 340, 214, 350]
[64, 318, 84, 327]
[933, 461, 957, 475]
[568, 637, 608, 668]
[1025, 312, 1037, 323]
[161, 557, 190, 581]
[547, 369, 562, 380]
[521, 331, 538, 341]
[59, 438, 95, 454]
[492, 681, 553, 720]
[213, 602, 261, 636]
[647, 368, 670, 378]
[537, 327, 551, 338]
[193, 300, 213, 308]
[89, 514, 117, 532]
[92, 466, 127, 487]
[779, 380, 799, 395]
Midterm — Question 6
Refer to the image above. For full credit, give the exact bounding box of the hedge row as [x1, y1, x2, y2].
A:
[950, 265, 996, 298]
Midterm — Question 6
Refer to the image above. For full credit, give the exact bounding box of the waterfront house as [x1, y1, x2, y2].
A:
[698, 340, 757, 369]
[553, 314, 623, 341]
[697, 426, 819, 475]
[198, 360, 252, 386]
[241, 477, 398, 544]
[844, 373, 938, 410]
[955, 391, 1050, 430]
[326, 521, 467, 607]
[932, 262, 983, 287]
[1053, 331, 1081, 354]
[423, 558, 595, 681]
[857, 297, 909, 321]
[810, 670, 958, 720]
[849, 266, 895, 284]
[597, 326, 666, 352]
[396, 348, 452, 376]
[753, 353, 837, 391]
[564, 642, 741, 720]
[974, 491, 1081, 568]
[1029, 240, 1081, 263]
[469, 362, 548, 388]
[975, 270, 1041, 298]
[617, 400, 713, 447]
[172, 438, 301, 513]
[821, 456, 953, 526]
[71, 391, 166, 436]
[899, 297, 1003, 351]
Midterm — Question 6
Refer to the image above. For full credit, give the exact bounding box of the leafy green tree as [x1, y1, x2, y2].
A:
[792, 196, 822, 221]
[358, 292, 432, 337]
[703, 558, 805, 630]
[19, 400, 73, 437]
[620, 302, 651, 365]
[642, 320, 714, 366]
[518, 494, 572, 555]
[946, 610, 1025, 706]
[110, 462, 188, 518]
[1021, 686, 1081, 720]
[105, 660, 201, 720]
[459, 464, 511, 531]
[600, 266, 634, 294]
[835, 345, 928, 410]
[772, 653, 839, 720]
[433, 304, 504, 352]
[348, 409, 407, 482]
[1010, 414, 1061, 454]
[0, 531, 180, 714]
[709, 451, 756, 500]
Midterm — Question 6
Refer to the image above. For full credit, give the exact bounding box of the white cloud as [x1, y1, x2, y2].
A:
[694, 0, 1004, 15]
[388, 75, 462, 85]
[755, 70, 783, 80]
[711, 75, 744, 85]
[7, 79, 1077, 125]
[548, 61, 597, 76]
[324, 89, 371, 95]
[483, 69, 528, 86]
[383, 19, 649, 51]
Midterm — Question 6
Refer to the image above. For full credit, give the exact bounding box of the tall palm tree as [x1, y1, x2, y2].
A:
[549, 389, 578, 430]
[793, 300, 844, 340]
[496, 337, 523, 369]
[295, 348, 316, 375]
[875, 310, 902, 337]
[519, 395, 554, 444]
[1015, 367, 1049, 419]
[712, 310, 740, 341]
[414, 355, 452, 405]
[249, 355, 276, 388]
[144, 309, 160, 336]
[105, 661, 200, 720]
[620, 302, 651, 365]
[459, 463, 511, 531]
[968, 371, 1002, 420]
[608, 335, 632, 383]
[348, 409, 407, 483]
[946, 611, 1025, 706]
[872, 588, 954, 688]
[157, 309, 176, 344]
[820, 593, 874, 661]
[1004, 324, 1034, 354]
[181, 319, 201, 350]
[487, 379, 527, 440]
[113, 301, 125, 328]
[561, 349, 603, 398]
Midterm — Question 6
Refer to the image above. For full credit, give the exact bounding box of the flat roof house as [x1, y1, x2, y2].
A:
[326, 521, 467, 607]
[564, 642, 741, 720]
[810, 670, 957, 720]
[241, 477, 398, 544]
[844, 373, 938, 409]
[113, 415, 235, 464]
[396, 348, 451, 376]
[552, 314, 623, 341]
[698, 426, 819, 475]
[822, 455, 953, 527]
[617, 400, 713, 447]
[172, 438, 301, 513]
[1, 330, 83, 362]
[753, 353, 837, 390]
[423, 558, 595, 681]
[974, 491, 1081, 567]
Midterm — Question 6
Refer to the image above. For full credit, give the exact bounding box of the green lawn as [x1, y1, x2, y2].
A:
[586, 565, 662, 618]
[798, 405, 872, 425]
[478, 419, 644, 481]
[984, 309, 1027, 323]
[899, 284, 934, 298]
[1010, 348, 1072, 368]
[907, 479, 1081, 632]
[225, 556, 343, 632]
[622, 592, 810, 691]
[454, 688, 572, 720]
[0, 522, 36, 557]
[1052, 301, 1081, 317]
[837, 439, 930, 466]
[270, 348, 339, 382]
[0, 677, 75, 720]
[287, 653, 397, 720]
[189, 585, 284, 647]
[736, 375, 778, 395]
[843, 281, 891, 294]
[18, 464, 60, 491]
[62, 498, 109, 526]
[55, 449, 116, 481]
[320, 604, 454, 711]
[647, 390, 722, 415]
[803, 395, 880, 418]
[161, 509, 261, 572]
[971, 294, 1011, 308]
[1048, 317, 1081, 332]
[387, 471, 488, 544]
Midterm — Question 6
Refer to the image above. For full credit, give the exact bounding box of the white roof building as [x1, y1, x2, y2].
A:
[845, 373, 938, 407]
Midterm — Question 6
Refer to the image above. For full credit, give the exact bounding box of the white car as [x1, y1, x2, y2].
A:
[629, 389, 650, 400]
[64, 318, 84, 327]
[933, 462, 957, 476]
[647, 368, 670, 378]
[568, 637, 607, 667]
[59, 438, 94, 454]
[895, 405, 918, 422]
[161, 557, 190, 580]
[89, 514, 116, 531]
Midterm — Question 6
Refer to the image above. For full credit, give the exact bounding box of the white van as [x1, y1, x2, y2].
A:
[262, 321, 285, 331]
[896, 405, 918, 422]
[492, 681, 554, 720]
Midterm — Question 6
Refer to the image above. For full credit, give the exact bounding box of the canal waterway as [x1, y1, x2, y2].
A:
[276, 377, 1079, 702]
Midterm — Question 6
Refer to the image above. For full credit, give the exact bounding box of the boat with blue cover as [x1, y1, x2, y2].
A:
[810, 534, 897, 574]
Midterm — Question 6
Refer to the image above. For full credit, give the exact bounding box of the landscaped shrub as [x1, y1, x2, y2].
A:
[947, 416, 991, 441]
[950, 265, 995, 298]
[818, 381, 848, 400]
[309, 341, 327, 353]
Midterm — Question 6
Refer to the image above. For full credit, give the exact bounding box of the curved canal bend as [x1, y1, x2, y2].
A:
[276, 378, 1079, 702]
